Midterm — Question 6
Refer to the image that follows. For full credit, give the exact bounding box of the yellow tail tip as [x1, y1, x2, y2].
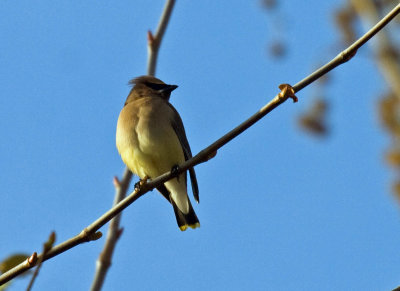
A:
[179, 222, 200, 231]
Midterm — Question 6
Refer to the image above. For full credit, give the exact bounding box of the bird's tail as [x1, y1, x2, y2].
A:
[170, 197, 200, 231]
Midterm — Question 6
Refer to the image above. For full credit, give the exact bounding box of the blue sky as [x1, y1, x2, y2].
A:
[1, 1, 400, 290]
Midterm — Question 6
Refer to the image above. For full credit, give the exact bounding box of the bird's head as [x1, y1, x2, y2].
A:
[125, 75, 178, 105]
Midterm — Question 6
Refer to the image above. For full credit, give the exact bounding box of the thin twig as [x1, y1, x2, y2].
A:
[147, 0, 176, 76]
[292, 3, 400, 93]
[0, 228, 102, 286]
[89, 1, 176, 290]
[350, 0, 400, 98]
[26, 232, 55, 291]
[0, 3, 399, 287]
[89, 173, 131, 291]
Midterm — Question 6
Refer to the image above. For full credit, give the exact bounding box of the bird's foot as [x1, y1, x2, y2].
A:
[171, 165, 180, 181]
[134, 176, 149, 191]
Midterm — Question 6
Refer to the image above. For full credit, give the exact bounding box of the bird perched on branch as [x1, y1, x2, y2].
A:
[116, 76, 200, 231]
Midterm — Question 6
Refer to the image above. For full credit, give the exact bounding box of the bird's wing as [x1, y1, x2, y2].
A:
[168, 103, 200, 203]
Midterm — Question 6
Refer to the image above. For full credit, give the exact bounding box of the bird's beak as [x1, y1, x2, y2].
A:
[158, 84, 178, 94]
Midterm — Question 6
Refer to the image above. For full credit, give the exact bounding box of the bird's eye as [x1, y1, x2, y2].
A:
[146, 82, 169, 91]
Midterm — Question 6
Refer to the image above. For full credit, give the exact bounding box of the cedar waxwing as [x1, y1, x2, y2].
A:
[116, 76, 200, 231]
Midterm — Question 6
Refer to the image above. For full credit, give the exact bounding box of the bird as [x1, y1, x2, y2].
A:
[116, 75, 200, 231]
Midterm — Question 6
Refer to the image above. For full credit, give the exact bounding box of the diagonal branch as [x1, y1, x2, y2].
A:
[0, 2, 399, 287]
[90, 1, 176, 291]
[292, 3, 400, 93]
[350, 0, 400, 98]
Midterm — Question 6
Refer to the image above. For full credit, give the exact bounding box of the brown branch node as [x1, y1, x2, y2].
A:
[27, 253, 37, 266]
[89, 231, 103, 241]
[147, 30, 155, 46]
[113, 176, 120, 188]
[44, 232, 56, 252]
[278, 84, 298, 103]
[117, 228, 124, 239]
[341, 49, 358, 63]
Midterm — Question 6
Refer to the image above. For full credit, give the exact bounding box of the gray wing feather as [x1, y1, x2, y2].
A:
[168, 103, 200, 203]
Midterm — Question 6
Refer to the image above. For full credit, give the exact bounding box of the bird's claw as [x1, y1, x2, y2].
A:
[134, 176, 149, 191]
[171, 165, 180, 181]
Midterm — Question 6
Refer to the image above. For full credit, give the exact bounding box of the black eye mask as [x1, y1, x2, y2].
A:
[145, 82, 171, 91]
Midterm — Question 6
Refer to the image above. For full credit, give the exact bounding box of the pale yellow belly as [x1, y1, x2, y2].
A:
[116, 98, 189, 213]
